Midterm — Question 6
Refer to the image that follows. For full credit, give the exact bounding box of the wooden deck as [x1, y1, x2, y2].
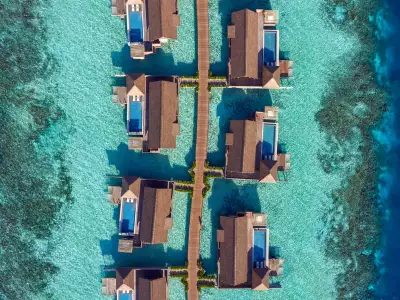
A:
[187, 0, 210, 298]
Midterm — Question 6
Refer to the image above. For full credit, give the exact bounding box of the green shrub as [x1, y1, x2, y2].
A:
[197, 283, 215, 291]
[188, 161, 196, 180]
[180, 83, 198, 88]
[209, 76, 226, 80]
[175, 187, 193, 193]
[175, 180, 193, 185]
[205, 161, 224, 170]
[204, 173, 223, 179]
[202, 172, 223, 197]
[181, 72, 199, 80]
[170, 263, 188, 270]
[198, 275, 216, 280]
[180, 277, 189, 291]
[202, 177, 210, 197]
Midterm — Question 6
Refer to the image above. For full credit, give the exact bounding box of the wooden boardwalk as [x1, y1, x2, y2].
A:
[187, 0, 210, 298]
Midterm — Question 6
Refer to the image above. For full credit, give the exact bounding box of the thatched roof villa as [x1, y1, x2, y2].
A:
[217, 212, 283, 290]
[112, 0, 180, 59]
[112, 74, 180, 153]
[108, 176, 174, 253]
[224, 106, 290, 183]
[102, 267, 168, 299]
[227, 9, 293, 88]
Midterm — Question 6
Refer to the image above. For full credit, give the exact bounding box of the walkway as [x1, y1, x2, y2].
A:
[187, 0, 210, 298]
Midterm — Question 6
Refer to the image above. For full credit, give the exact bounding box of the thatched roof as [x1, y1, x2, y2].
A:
[148, 0, 179, 41]
[259, 160, 278, 183]
[140, 187, 173, 244]
[252, 268, 270, 290]
[126, 73, 146, 96]
[121, 176, 141, 199]
[148, 80, 179, 149]
[116, 268, 135, 291]
[137, 277, 167, 299]
[219, 215, 252, 287]
[136, 269, 167, 300]
[226, 120, 258, 174]
[262, 66, 280, 89]
[229, 9, 259, 79]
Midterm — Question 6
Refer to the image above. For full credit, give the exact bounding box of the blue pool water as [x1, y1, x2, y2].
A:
[261, 123, 276, 158]
[119, 292, 133, 300]
[128, 101, 143, 134]
[129, 11, 143, 43]
[120, 201, 136, 234]
[253, 230, 267, 262]
[264, 31, 277, 65]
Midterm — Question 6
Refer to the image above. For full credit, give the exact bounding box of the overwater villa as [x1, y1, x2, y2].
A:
[227, 9, 293, 88]
[108, 176, 174, 253]
[217, 212, 284, 290]
[111, 0, 180, 59]
[112, 74, 180, 152]
[224, 106, 290, 183]
[102, 267, 168, 299]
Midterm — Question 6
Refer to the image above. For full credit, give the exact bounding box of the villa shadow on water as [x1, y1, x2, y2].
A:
[99, 192, 190, 271]
[106, 143, 193, 181]
[208, 88, 273, 166]
[112, 45, 197, 76]
[201, 178, 262, 274]
[211, 0, 272, 75]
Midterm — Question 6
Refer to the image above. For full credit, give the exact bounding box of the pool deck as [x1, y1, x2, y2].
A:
[187, 0, 210, 298]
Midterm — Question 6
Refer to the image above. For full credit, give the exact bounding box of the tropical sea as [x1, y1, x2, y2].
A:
[0, 0, 399, 299]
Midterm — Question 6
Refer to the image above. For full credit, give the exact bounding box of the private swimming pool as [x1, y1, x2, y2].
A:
[262, 123, 277, 159]
[253, 230, 268, 263]
[119, 291, 133, 300]
[128, 100, 143, 134]
[264, 30, 278, 65]
[119, 200, 136, 234]
[128, 9, 143, 43]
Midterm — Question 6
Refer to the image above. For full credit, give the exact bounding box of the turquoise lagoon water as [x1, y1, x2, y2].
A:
[0, 0, 387, 298]
[205, 0, 365, 299]
[42, 0, 196, 297]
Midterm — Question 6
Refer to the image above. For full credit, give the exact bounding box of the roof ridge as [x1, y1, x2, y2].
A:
[159, 0, 165, 37]
[234, 217, 246, 285]
[150, 188, 159, 241]
[239, 120, 246, 172]
[159, 81, 165, 145]
[244, 9, 248, 77]
[241, 120, 251, 172]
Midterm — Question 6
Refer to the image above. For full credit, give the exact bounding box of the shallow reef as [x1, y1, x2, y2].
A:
[317, 0, 386, 298]
[0, 0, 73, 298]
